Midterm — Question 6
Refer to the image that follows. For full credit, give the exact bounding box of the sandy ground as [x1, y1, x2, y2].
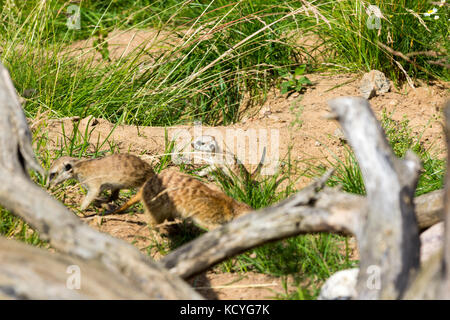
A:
[40, 72, 449, 189]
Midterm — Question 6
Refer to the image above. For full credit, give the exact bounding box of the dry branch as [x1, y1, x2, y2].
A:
[328, 97, 421, 299]
[0, 237, 149, 299]
[161, 170, 364, 279]
[161, 180, 443, 281]
[0, 62, 201, 300]
[402, 101, 450, 299]
[440, 101, 450, 298]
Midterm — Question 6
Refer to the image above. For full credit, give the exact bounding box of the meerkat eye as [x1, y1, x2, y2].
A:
[64, 163, 73, 171]
[49, 172, 56, 180]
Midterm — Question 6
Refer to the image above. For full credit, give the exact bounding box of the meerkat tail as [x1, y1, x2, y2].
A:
[250, 146, 266, 179]
[111, 187, 143, 214]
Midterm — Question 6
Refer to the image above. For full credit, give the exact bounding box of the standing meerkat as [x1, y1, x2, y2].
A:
[48, 154, 155, 211]
[110, 168, 253, 230]
[191, 135, 265, 183]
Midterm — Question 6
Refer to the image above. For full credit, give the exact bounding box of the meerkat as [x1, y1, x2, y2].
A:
[110, 168, 253, 230]
[48, 154, 155, 211]
[191, 135, 265, 183]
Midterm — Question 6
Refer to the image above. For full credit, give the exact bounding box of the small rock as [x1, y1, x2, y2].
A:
[318, 268, 359, 300]
[268, 114, 280, 121]
[389, 100, 398, 106]
[359, 70, 391, 99]
[333, 128, 346, 142]
[315, 141, 321, 147]
[259, 106, 272, 118]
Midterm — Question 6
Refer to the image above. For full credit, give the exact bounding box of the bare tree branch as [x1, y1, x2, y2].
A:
[162, 182, 443, 280]
[328, 96, 421, 299]
[161, 170, 365, 279]
[0, 237, 150, 299]
[0, 62, 201, 300]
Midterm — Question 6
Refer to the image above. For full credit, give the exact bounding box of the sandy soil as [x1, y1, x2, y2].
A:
[40, 72, 449, 189]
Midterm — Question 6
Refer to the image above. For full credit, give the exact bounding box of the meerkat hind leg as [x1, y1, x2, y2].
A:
[143, 207, 170, 230]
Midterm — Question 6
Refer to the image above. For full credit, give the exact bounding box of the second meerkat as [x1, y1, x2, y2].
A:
[48, 154, 155, 211]
[191, 135, 265, 182]
[111, 168, 253, 230]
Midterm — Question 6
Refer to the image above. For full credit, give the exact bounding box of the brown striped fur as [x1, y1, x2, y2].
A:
[111, 168, 253, 230]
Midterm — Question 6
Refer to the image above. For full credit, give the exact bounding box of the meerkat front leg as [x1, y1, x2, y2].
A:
[80, 185, 101, 211]
[108, 188, 120, 202]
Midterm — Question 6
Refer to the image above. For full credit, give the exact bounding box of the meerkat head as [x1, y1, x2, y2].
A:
[47, 156, 78, 187]
[191, 135, 219, 153]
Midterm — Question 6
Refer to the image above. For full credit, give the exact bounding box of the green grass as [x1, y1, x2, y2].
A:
[1, 1, 447, 127]
[310, 0, 449, 83]
[212, 155, 356, 299]
[0, 207, 44, 246]
[218, 233, 357, 299]
[1, 0, 308, 126]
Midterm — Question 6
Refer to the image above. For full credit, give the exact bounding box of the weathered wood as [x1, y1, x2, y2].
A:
[440, 101, 450, 298]
[403, 250, 442, 299]
[162, 183, 443, 280]
[314, 188, 442, 231]
[402, 101, 450, 300]
[0, 237, 149, 299]
[161, 171, 365, 279]
[328, 97, 421, 300]
[0, 63, 201, 300]
[0, 66, 43, 176]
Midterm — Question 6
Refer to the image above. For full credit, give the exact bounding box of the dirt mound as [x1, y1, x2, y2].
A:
[40, 72, 449, 188]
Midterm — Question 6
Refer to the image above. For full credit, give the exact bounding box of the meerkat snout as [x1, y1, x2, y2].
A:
[47, 156, 77, 188]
